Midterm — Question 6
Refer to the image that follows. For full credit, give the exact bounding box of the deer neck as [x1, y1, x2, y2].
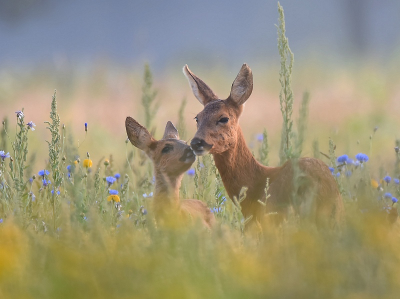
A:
[213, 126, 274, 202]
[153, 170, 181, 209]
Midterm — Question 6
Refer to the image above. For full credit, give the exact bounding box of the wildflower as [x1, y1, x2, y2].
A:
[30, 192, 36, 202]
[107, 189, 120, 202]
[383, 176, 391, 184]
[335, 172, 340, 178]
[42, 179, 51, 187]
[337, 155, 348, 164]
[384, 192, 392, 199]
[346, 157, 354, 165]
[256, 133, 263, 142]
[328, 167, 334, 174]
[355, 153, 369, 163]
[114, 173, 121, 180]
[66, 165, 72, 172]
[51, 189, 60, 195]
[74, 160, 79, 165]
[83, 159, 93, 168]
[27, 121, 36, 131]
[0, 151, 10, 161]
[104, 159, 109, 166]
[371, 179, 380, 189]
[38, 169, 50, 177]
[106, 176, 116, 186]
[143, 192, 153, 198]
[187, 168, 195, 176]
[392, 197, 398, 204]
[0, 219, 3, 224]
[29, 177, 33, 183]
[140, 206, 148, 215]
[85, 123, 88, 132]
[394, 178, 399, 185]
[15, 111, 24, 119]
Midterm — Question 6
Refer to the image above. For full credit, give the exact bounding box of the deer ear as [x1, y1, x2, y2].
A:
[183, 65, 218, 106]
[125, 117, 156, 151]
[229, 64, 253, 106]
[163, 121, 179, 140]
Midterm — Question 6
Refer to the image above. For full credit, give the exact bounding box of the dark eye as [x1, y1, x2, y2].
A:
[218, 117, 229, 124]
[194, 116, 198, 123]
[162, 145, 173, 154]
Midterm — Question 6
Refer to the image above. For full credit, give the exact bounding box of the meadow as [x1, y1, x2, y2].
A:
[1, 6, 400, 299]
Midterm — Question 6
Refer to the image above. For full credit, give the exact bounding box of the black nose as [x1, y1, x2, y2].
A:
[190, 138, 204, 151]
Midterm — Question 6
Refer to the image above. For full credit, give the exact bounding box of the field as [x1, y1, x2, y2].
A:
[1, 11, 400, 299]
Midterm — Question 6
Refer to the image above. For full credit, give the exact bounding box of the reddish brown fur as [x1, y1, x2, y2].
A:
[125, 117, 215, 228]
[184, 64, 344, 227]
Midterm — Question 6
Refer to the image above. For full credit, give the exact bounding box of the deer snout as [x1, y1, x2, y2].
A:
[179, 147, 195, 163]
[190, 138, 213, 155]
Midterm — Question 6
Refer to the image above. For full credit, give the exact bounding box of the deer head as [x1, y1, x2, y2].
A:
[183, 64, 253, 155]
[125, 117, 195, 176]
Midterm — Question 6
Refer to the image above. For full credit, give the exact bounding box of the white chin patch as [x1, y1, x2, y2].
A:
[194, 150, 208, 156]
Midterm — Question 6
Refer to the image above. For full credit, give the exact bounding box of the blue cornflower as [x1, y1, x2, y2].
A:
[383, 176, 391, 184]
[29, 177, 33, 183]
[27, 121, 36, 131]
[346, 157, 354, 165]
[0, 151, 10, 161]
[114, 173, 121, 180]
[109, 189, 118, 195]
[106, 176, 116, 186]
[337, 155, 349, 164]
[30, 192, 36, 202]
[15, 111, 24, 119]
[256, 133, 263, 142]
[355, 153, 369, 163]
[66, 165, 72, 172]
[335, 172, 341, 178]
[394, 178, 400, 185]
[42, 179, 51, 187]
[143, 192, 153, 198]
[38, 169, 50, 177]
[329, 167, 335, 174]
[85, 123, 88, 132]
[51, 189, 60, 195]
[187, 168, 195, 176]
[392, 197, 398, 204]
[384, 192, 392, 199]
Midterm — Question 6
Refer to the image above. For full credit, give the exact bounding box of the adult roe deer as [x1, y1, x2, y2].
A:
[183, 64, 344, 227]
[125, 117, 215, 228]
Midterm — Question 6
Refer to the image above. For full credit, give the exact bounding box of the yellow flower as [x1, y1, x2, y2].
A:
[74, 160, 79, 165]
[107, 195, 120, 202]
[83, 159, 93, 168]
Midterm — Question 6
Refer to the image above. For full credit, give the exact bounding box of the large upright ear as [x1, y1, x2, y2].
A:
[162, 121, 179, 140]
[125, 117, 155, 151]
[183, 65, 219, 106]
[229, 64, 253, 106]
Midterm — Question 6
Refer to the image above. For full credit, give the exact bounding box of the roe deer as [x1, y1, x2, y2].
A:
[125, 117, 215, 228]
[183, 64, 344, 227]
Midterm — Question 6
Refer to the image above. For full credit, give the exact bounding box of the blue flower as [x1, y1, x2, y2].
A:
[85, 123, 88, 132]
[383, 176, 391, 184]
[30, 192, 36, 202]
[329, 167, 335, 174]
[29, 177, 33, 183]
[114, 173, 121, 180]
[142, 209, 148, 215]
[109, 189, 119, 195]
[335, 172, 341, 178]
[15, 111, 24, 119]
[187, 168, 195, 176]
[392, 197, 398, 204]
[256, 133, 263, 142]
[51, 189, 60, 195]
[384, 192, 392, 199]
[337, 155, 348, 163]
[355, 153, 369, 163]
[38, 169, 50, 177]
[106, 176, 116, 186]
[27, 121, 36, 131]
[0, 151, 10, 161]
[42, 179, 51, 187]
[142, 192, 153, 198]
[346, 158, 354, 165]
[66, 165, 72, 172]
[394, 178, 400, 185]
[0, 218, 3, 224]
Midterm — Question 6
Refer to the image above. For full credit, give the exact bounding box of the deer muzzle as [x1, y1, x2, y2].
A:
[190, 137, 213, 156]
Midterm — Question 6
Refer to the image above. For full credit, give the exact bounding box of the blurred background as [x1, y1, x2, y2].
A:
[0, 0, 399, 171]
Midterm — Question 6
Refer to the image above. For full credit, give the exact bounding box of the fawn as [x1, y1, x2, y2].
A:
[125, 117, 215, 228]
[183, 64, 344, 227]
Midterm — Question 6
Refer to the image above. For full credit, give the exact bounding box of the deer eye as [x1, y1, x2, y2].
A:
[218, 117, 229, 124]
[162, 145, 173, 154]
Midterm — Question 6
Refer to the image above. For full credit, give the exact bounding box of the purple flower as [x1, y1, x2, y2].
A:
[394, 178, 400, 185]
[66, 165, 72, 172]
[0, 151, 10, 161]
[27, 121, 36, 131]
[355, 153, 369, 163]
[337, 155, 349, 164]
[109, 189, 118, 195]
[329, 167, 335, 174]
[392, 197, 398, 204]
[383, 176, 391, 184]
[384, 192, 392, 199]
[42, 179, 51, 187]
[15, 111, 24, 119]
[187, 168, 195, 176]
[114, 173, 121, 180]
[106, 176, 116, 186]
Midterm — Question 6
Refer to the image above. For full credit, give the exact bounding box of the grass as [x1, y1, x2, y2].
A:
[1, 4, 400, 298]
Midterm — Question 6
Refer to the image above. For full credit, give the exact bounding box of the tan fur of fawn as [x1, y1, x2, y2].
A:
[125, 117, 215, 228]
[183, 64, 344, 228]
